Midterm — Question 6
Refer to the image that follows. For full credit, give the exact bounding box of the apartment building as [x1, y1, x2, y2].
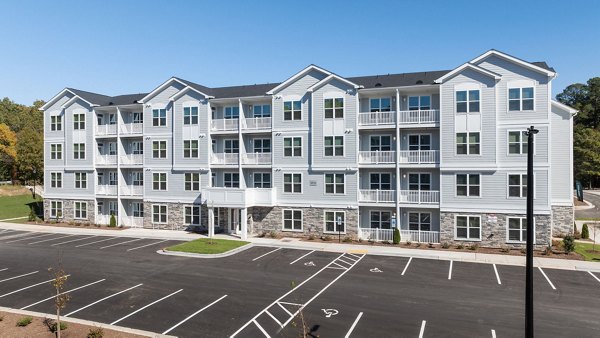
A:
[42, 49, 576, 247]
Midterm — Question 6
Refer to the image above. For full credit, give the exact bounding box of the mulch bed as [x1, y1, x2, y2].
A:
[27, 221, 125, 230]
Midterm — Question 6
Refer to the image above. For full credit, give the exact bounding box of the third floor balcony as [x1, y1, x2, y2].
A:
[120, 123, 143, 135]
[242, 153, 272, 165]
[96, 124, 117, 136]
[211, 118, 239, 132]
[358, 110, 440, 128]
[120, 154, 143, 166]
[211, 153, 239, 165]
[358, 150, 440, 165]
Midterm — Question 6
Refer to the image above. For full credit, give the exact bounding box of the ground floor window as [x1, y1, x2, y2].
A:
[282, 209, 302, 231]
[132, 202, 143, 218]
[325, 211, 345, 233]
[507, 217, 532, 243]
[370, 211, 391, 229]
[214, 207, 220, 227]
[408, 212, 431, 231]
[152, 204, 168, 224]
[74, 201, 87, 219]
[50, 201, 63, 218]
[455, 215, 480, 240]
[184, 206, 201, 225]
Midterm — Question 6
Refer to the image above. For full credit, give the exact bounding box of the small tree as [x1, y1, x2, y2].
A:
[109, 213, 117, 228]
[393, 228, 401, 245]
[563, 235, 575, 253]
[48, 265, 70, 338]
[582, 224, 590, 239]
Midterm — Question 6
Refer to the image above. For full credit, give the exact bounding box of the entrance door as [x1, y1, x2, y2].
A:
[229, 209, 240, 234]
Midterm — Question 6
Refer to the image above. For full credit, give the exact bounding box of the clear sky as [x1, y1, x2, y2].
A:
[0, 0, 598, 105]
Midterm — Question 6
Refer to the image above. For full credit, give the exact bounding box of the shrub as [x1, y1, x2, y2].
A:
[428, 243, 434, 248]
[269, 230, 278, 238]
[16, 316, 33, 327]
[307, 234, 316, 240]
[405, 240, 412, 246]
[109, 214, 117, 227]
[574, 224, 582, 239]
[322, 235, 332, 241]
[441, 242, 450, 249]
[87, 327, 104, 338]
[582, 224, 589, 239]
[500, 245, 510, 253]
[456, 243, 465, 249]
[342, 236, 352, 243]
[43, 318, 68, 333]
[563, 235, 575, 253]
[468, 244, 479, 251]
[393, 228, 401, 245]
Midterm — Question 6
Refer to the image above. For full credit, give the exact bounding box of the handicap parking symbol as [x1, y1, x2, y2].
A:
[304, 261, 316, 266]
[370, 267, 383, 273]
[322, 309, 339, 318]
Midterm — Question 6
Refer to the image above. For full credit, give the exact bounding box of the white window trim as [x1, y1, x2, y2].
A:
[152, 204, 168, 224]
[152, 172, 168, 191]
[74, 201, 88, 220]
[454, 84, 481, 114]
[323, 97, 345, 119]
[252, 172, 271, 188]
[73, 143, 86, 160]
[282, 209, 303, 232]
[252, 138, 272, 153]
[407, 133, 433, 150]
[50, 172, 62, 188]
[323, 210, 346, 235]
[407, 172, 432, 191]
[455, 131, 481, 156]
[369, 97, 393, 112]
[283, 136, 303, 158]
[223, 172, 240, 188]
[324, 173, 346, 195]
[75, 172, 87, 189]
[223, 139, 239, 153]
[454, 173, 482, 198]
[370, 210, 393, 229]
[50, 143, 63, 160]
[368, 134, 393, 152]
[183, 205, 201, 226]
[152, 108, 168, 127]
[369, 172, 393, 190]
[184, 172, 200, 191]
[152, 140, 168, 159]
[506, 129, 536, 156]
[282, 98, 303, 121]
[183, 139, 200, 158]
[506, 173, 536, 199]
[49, 200, 63, 218]
[283, 172, 303, 194]
[324, 135, 345, 157]
[507, 85, 536, 112]
[224, 106, 240, 119]
[454, 215, 482, 241]
[183, 105, 199, 125]
[506, 216, 536, 244]
[407, 95, 432, 111]
[408, 212, 433, 231]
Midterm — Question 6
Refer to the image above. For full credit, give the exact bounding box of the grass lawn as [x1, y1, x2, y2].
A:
[0, 194, 41, 220]
[167, 238, 250, 254]
[575, 241, 600, 261]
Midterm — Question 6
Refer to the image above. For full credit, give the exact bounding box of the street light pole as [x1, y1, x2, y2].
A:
[32, 168, 37, 199]
[525, 125, 538, 338]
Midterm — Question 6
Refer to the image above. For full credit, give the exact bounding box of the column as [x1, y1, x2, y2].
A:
[208, 207, 215, 238]
[240, 208, 248, 240]
[395, 89, 401, 229]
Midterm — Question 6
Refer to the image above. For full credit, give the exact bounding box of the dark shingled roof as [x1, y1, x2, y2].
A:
[531, 61, 556, 72]
[347, 70, 451, 89]
[67, 88, 146, 107]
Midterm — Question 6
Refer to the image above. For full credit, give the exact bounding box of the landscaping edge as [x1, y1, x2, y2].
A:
[158, 242, 254, 258]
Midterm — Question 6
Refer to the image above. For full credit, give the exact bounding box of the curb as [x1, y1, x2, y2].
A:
[0, 306, 174, 338]
[158, 242, 254, 258]
[575, 199, 595, 210]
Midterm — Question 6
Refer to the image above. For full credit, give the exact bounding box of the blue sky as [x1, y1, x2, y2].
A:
[0, 0, 598, 105]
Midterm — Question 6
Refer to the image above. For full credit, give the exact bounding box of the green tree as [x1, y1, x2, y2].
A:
[16, 128, 43, 184]
[0, 123, 17, 181]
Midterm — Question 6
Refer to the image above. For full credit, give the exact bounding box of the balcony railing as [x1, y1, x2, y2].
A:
[97, 185, 117, 195]
[96, 155, 117, 165]
[400, 230, 440, 243]
[358, 151, 395, 164]
[120, 185, 143, 196]
[398, 190, 439, 204]
[96, 124, 117, 136]
[121, 154, 143, 165]
[359, 189, 396, 203]
[203, 187, 276, 208]
[120, 123, 143, 135]
[242, 153, 272, 165]
[398, 150, 439, 164]
[398, 110, 439, 124]
[358, 228, 394, 242]
[211, 118, 239, 131]
[358, 111, 396, 126]
[243, 117, 271, 130]
[211, 153, 239, 165]
[121, 216, 144, 228]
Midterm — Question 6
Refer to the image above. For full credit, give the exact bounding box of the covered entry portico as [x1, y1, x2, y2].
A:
[208, 207, 248, 238]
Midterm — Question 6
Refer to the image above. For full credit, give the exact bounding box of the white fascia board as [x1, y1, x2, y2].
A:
[551, 100, 578, 116]
[470, 50, 556, 77]
[139, 77, 188, 103]
[306, 74, 363, 92]
[61, 95, 96, 109]
[434, 63, 502, 84]
[40, 88, 77, 111]
[266, 65, 332, 95]
[169, 86, 214, 101]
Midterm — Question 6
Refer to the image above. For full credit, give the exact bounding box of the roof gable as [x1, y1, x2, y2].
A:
[470, 50, 556, 77]
[435, 63, 501, 84]
[266, 65, 332, 95]
[551, 100, 577, 116]
[307, 74, 362, 92]
[169, 86, 213, 102]
[139, 77, 190, 103]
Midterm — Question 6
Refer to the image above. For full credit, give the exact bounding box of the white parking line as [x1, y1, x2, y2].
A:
[252, 247, 282, 261]
[289, 250, 315, 265]
[0, 271, 39, 283]
[111, 289, 183, 325]
[162, 294, 228, 334]
[75, 237, 118, 247]
[344, 312, 364, 338]
[493, 264, 502, 285]
[253, 319, 270, 337]
[588, 271, 600, 284]
[65, 283, 143, 317]
[537, 267, 556, 290]
[127, 239, 169, 252]
[5, 233, 53, 243]
[99, 238, 144, 249]
[21, 279, 106, 310]
[51, 235, 97, 246]
[0, 268, 7, 272]
[29, 234, 76, 245]
[491, 329, 497, 338]
[419, 320, 426, 338]
[448, 260, 453, 280]
[0, 275, 71, 298]
[401, 257, 412, 276]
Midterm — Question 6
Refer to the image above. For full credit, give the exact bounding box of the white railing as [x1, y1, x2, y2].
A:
[211, 153, 239, 165]
[358, 111, 396, 126]
[398, 110, 440, 124]
[358, 189, 396, 203]
[96, 185, 117, 195]
[121, 154, 143, 165]
[243, 117, 271, 130]
[358, 151, 396, 164]
[398, 150, 439, 164]
[242, 153, 272, 165]
[358, 228, 395, 242]
[96, 124, 117, 136]
[400, 230, 440, 243]
[96, 155, 117, 165]
[120, 185, 143, 196]
[211, 118, 239, 131]
[96, 215, 110, 225]
[398, 190, 439, 204]
[121, 216, 144, 228]
[120, 123, 143, 135]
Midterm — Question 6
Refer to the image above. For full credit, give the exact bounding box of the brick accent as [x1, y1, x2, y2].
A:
[43, 198, 96, 224]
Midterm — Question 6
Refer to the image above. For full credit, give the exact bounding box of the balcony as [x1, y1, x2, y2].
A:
[398, 110, 439, 125]
[120, 123, 143, 135]
[203, 187, 276, 208]
[211, 153, 239, 165]
[96, 124, 117, 136]
[96, 155, 117, 166]
[242, 117, 271, 130]
[121, 154, 143, 166]
[121, 216, 144, 228]
[96, 185, 117, 196]
[358, 111, 396, 126]
[398, 150, 439, 164]
[242, 153, 272, 165]
[400, 230, 440, 243]
[358, 151, 395, 164]
[211, 118, 238, 132]
[398, 190, 439, 204]
[359, 189, 396, 203]
[120, 185, 143, 196]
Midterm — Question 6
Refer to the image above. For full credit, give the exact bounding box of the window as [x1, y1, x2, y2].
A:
[132, 112, 143, 124]
[50, 201, 63, 218]
[132, 141, 143, 155]
[152, 141, 167, 158]
[224, 106, 239, 119]
[508, 217, 532, 242]
[152, 204, 167, 224]
[253, 139, 271, 153]
[224, 139, 239, 153]
[324, 98, 344, 118]
[325, 211, 345, 233]
[73, 143, 85, 159]
[108, 113, 116, 125]
[50, 172, 62, 188]
[183, 140, 199, 158]
[211, 139, 216, 153]
[509, 87, 534, 111]
[370, 211, 391, 229]
[50, 144, 62, 160]
[324, 136, 343, 156]
[97, 172, 104, 185]
[408, 96, 431, 110]
[283, 173, 302, 193]
[184, 206, 201, 225]
[224, 173, 239, 188]
[408, 173, 431, 191]
[456, 174, 480, 197]
[109, 172, 118, 185]
[508, 174, 528, 198]
[108, 142, 117, 155]
[283, 209, 302, 231]
[508, 131, 529, 154]
[74, 201, 87, 219]
[183, 107, 199, 125]
[97, 114, 103, 125]
[75, 172, 87, 189]
[284, 137, 302, 157]
[152, 109, 166, 126]
[185, 173, 200, 191]
[456, 216, 480, 240]
[408, 134, 431, 151]
[325, 173, 345, 194]
[73, 113, 85, 130]
[370, 136, 392, 151]
[132, 202, 144, 217]
[370, 173, 392, 190]
[409, 212, 431, 231]
[284, 101, 302, 120]
[132, 172, 143, 186]
[456, 132, 480, 155]
[108, 201, 118, 216]
[50, 115, 62, 131]
[152, 173, 167, 191]
[211, 172, 216, 187]
[369, 98, 392, 112]
[456, 90, 480, 113]
[253, 173, 271, 188]
[253, 104, 271, 118]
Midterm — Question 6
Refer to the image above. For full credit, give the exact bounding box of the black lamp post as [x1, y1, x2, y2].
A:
[32, 168, 37, 199]
[525, 125, 538, 338]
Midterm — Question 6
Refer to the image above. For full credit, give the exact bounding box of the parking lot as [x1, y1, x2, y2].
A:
[0, 228, 599, 337]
